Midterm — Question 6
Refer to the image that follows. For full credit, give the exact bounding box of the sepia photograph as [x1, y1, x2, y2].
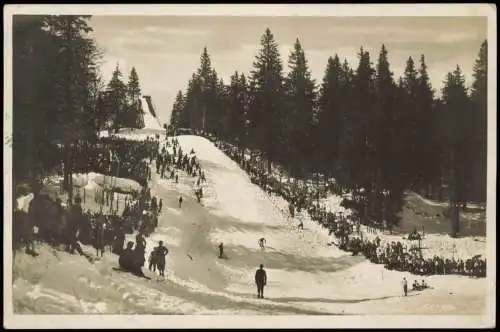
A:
[3, 4, 496, 329]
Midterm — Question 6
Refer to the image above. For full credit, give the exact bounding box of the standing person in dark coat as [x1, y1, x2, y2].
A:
[95, 214, 106, 257]
[113, 226, 125, 255]
[156, 156, 161, 174]
[255, 264, 267, 299]
[402, 277, 408, 296]
[155, 241, 169, 277]
[148, 247, 158, 272]
[135, 232, 147, 268]
[161, 162, 166, 179]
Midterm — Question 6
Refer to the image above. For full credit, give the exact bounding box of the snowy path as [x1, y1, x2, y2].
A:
[12, 135, 488, 316]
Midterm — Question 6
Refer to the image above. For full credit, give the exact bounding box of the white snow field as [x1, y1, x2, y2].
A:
[12, 134, 489, 318]
[140, 95, 163, 131]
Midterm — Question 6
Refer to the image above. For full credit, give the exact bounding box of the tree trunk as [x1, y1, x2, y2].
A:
[449, 151, 459, 237]
[438, 167, 444, 201]
[65, 18, 74, 204]
[316, 172, 320, 204]
[63, 145, 69, 192]
[68, 144, 73, 203]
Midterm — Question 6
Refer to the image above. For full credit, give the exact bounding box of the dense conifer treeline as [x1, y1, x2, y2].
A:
[13, 15, 147, 191]
[171, 28, 487, 232]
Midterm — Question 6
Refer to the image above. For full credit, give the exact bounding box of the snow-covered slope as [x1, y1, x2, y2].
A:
[141, 96, 163, 131]
[11, 134, 489, 320]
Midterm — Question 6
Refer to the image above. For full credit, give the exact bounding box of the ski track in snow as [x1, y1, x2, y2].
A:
[12, 134, 487, 315]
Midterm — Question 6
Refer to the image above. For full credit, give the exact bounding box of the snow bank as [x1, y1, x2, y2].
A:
[12, 244, 204, 315]
[71, 172, 142, 194]
[320, 194, 353, 216]
[16, 193, 34, 212]
[87, 172, 142, 193]
[98, 128, 164, 141]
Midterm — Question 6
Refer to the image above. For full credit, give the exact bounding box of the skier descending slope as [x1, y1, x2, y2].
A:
[297, 220, 304, 231]
[218, 242, 225, 259]
[258, 237, 266, 249]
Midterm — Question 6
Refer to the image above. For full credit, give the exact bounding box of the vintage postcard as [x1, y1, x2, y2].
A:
[3, 4, 496, 329]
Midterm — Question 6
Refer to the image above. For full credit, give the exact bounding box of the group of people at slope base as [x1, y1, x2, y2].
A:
[401, 277, 430, 297]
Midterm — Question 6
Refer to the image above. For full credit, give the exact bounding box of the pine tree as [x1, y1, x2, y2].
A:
[470, 40, 488, 202]
[336, 59, 355, 183]
[41, 15, 101, 198]
[226, 71, 248, 143]
[212, 76, 227, 136]
[248, 28, 285, 171]
[13, 16, 55, 182]
[339, 47, 377, 224]
[183, 73, 202, 130]
[316, 55, 343, 178]
[372, 44, 399, 226]
[283, 38, 317, 177]
[197, 47, 212, 132]
[441, 65, 470, 236]
[401, 56, 419, 186]
[170, 90, 185, 132]
[415, 55, 437, 193]
[105, 63, 128, 130]
[347, 47, 376, 190]
[127, 67, 141, 103]
[205, 69, 221, 134]
[126, 67, 144, 128]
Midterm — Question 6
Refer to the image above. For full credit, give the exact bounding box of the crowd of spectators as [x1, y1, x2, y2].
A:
[199, 133, 487, 278]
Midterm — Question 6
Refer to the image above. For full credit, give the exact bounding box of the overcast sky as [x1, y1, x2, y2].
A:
[89, 16, 487, 124]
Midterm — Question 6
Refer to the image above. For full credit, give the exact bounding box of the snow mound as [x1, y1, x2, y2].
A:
[70, 172, 142, 194]
[16, 193, 34, 212]
[99, 128, 164, 141]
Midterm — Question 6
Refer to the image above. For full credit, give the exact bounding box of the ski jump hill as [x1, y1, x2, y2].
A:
[11, 130, 487, 318]
[99, 95, 164, 140]
[140, 95, 163, 133]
